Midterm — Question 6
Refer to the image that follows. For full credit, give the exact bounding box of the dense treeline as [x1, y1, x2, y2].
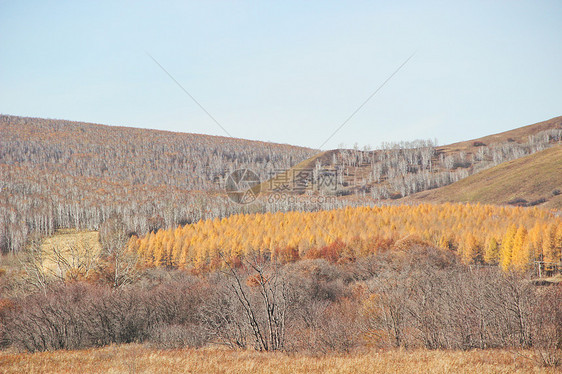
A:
[0, 115, 317, 253]
[0, 163, 239, 253]
[129, 203, 562, 272]
[1, 250, 560, 366]
[0, 161, 366, 255]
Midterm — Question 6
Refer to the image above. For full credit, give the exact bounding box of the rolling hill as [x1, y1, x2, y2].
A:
[408, 144, 562, 210]
[2, 114, 561, 254]
[440, 115, 562, 153]
[0, 115, 317, 253]
[263, 116, 562, 200]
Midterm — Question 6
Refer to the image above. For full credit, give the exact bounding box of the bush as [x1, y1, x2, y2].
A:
[508, 198, 528, 206]
[529, 198, 547, 206]
[1, 253, 560, 367]
[2, 275, 211, 352]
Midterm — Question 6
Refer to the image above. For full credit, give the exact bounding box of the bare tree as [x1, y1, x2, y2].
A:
[98, 217, 139, 288]
[216, 254, 293, 351]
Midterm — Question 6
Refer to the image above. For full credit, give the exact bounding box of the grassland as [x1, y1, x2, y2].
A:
[0, 229, 102, 285]
[40, 229, 101, 273]
[0, 345, 558, 374]
[440, 115, 562, 154]
[410, 144, 562, 209]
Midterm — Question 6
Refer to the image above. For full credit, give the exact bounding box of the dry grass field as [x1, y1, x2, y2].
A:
[0, 345, 558, 374]
[40, 229, 101, 273]
[0, 230, 102, 287]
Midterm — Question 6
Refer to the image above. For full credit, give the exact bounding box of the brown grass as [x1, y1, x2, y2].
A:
[40, 229, 101, 272]
[409, 144, 562, 209]
[0, 345, 558, 374]
[440, 116, 562, 154]
[265, 116, 562, 198]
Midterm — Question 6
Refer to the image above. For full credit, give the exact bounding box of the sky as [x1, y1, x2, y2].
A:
[1, 1, 561, 150]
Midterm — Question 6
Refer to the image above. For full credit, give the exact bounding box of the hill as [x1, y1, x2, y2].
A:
[263, 116, 562, 200]
[441, 115, 562, 153]
[408, 144, 562, 210]
[2, 114, 560, 254]
[0, 115, 315, 191]
[0, 115, 317, 253]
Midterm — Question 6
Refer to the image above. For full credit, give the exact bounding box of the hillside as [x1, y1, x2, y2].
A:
[2, 114, 560, 254]
[441, 116, 562, 153]
[263, 116, 562, 199]
[0, 115, 317, 253]
[0, 115, 315, 191]
[408, 144, 562, 210]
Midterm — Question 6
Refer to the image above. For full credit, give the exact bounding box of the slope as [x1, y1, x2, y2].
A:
[0, 115, 318, 253]
[408, 144, 562, 210]
[263, 116, 561, 199]
[441, 115, 562, 153]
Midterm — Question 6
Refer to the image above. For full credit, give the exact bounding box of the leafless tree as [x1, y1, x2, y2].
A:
[216, 254, 293, 351]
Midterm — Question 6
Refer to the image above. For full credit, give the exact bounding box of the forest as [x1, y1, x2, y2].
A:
[308, 126, 562, 199]
[2, 115, 560, 257]
[0, 116, 561, 370]
[0, 115, 316, 253]
[128, 203, 562, 272]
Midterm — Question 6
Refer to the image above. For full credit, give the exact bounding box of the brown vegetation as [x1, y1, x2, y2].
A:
[2, 114, 561, 372]
[409, 145, 562, 210]
[1, 250, 560, 365]
[0, 115, 317, 253]
[0, 345, 558, 374]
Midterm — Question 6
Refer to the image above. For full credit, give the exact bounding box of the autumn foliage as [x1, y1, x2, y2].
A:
[129, 203, 562, 272]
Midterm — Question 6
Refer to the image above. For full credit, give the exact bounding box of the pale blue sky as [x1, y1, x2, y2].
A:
[1, 1, 560, 149]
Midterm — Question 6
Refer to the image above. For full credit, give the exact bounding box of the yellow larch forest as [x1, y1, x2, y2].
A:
[128, 203, 562, 272]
